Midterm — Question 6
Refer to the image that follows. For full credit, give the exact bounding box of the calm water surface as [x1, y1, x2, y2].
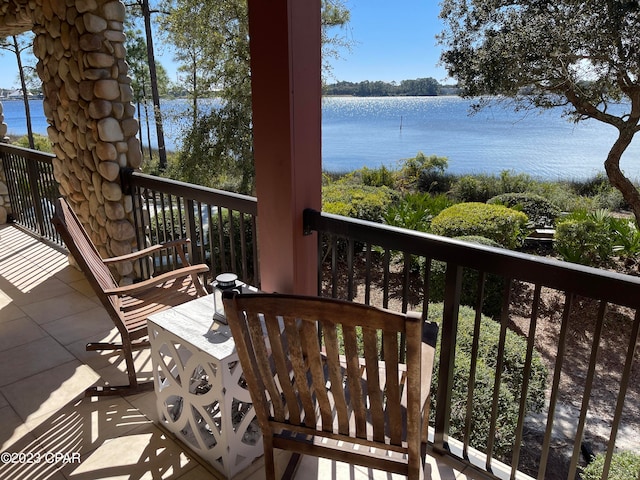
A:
[4, 96, 640, 181]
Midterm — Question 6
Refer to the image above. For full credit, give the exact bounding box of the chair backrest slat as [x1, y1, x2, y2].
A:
[283, 315, 317, 426]
[300, 319, 334, 431]
[322, 324, 350, 435]
[362, 328, 385, 442]
[383, 331, 403, 445]
[263, 313, 300, 423]
[342, 324, 368, 438]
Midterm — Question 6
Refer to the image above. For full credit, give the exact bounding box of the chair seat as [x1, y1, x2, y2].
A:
[119, 275, 206, 338]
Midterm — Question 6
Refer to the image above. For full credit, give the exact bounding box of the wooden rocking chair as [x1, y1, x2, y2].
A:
[52, 197, 209, 396]
[223, 292, 438, 479]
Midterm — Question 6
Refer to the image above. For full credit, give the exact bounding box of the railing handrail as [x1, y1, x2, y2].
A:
[122, 169, 257, 214]
[304, 208, 640, 309]
[0, 142, 55, 163]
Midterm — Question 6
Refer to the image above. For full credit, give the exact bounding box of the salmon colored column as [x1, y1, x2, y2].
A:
[247, 0, 322, 295]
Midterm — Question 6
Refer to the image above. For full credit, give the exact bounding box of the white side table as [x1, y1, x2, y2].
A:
[148, 294, 262, 478]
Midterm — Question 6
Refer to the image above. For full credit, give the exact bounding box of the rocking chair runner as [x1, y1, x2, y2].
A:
[223, 292, 438, 480]
[52, 197, 209, 396]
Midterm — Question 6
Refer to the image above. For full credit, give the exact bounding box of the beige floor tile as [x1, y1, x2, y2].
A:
[91, 347, 154, 388]
[172, 464, 222, 479]
[0, 336, 76, 387]
[0, 317, 48, 352]
[22, 292, 102, 326]
[40, 306, 113, 346]
[53, 264, 86, 284]
[3, 361, 99, 425]
[65, 328, 123, 371]
[30, 396, 152, 460]
[7, 276, 77, 307]
[0, 405, 37, 452]
[0, 425, 68, 480]
[21, 246, 68, 275]
[0, 302, 27, 323]
[128, 390, 162, 424]
[67, 278, 97, 299]
[60, 422, 199, 480]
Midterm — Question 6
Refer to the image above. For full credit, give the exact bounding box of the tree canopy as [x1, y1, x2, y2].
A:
[438, 0, 640, 224]
[324, 77, 443, 96]
[159, 0, 351, 194]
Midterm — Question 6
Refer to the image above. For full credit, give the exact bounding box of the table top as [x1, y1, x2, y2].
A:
[148, 294, 238, 361]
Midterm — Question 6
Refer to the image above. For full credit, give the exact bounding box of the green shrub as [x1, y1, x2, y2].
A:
[431, 202, 529, 249]
[384, 193, 453, 232]
[427, 303, 547, 460]
[397, 152, 451, 193]
[581, 451, 640, 480]
[528, 181, 593, 213]
[428, 236, 504, 319]
[15, 133, 53, 153]
[487, 192, 560, 228]
[569, 173, 629, 211]
[610, 217, 640, 258]
[554, 211, 614, 266]
[570, 173, 611, 197]
[450, 170, 534, 203]
[359, 165, 397, 188]
[322, 184, 398, 223]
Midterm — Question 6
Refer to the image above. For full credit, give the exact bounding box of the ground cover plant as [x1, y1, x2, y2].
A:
[581, 451, 640, 480]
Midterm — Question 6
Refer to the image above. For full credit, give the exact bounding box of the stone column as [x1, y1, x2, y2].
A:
[31, 0, 143, 282]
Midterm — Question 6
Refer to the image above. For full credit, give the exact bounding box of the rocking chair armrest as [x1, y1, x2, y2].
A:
[103, 239, 193, 264]
[103, 264, 209, 295]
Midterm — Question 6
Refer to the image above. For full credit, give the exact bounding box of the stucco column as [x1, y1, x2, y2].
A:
[248, 0, 322, 295]
[30, 0, 143, 280]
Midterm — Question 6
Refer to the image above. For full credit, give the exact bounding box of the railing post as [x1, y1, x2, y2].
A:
[185, 199, 201, 265]
[434, 263, 463, 453]
[25, 156, 46, 237]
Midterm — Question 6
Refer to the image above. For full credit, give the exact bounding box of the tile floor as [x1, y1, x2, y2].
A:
[0, 224, 480, 480]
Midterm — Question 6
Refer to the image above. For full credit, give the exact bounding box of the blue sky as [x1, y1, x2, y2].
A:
[0, 0, 449, 90]
[327, 0, 450, 84]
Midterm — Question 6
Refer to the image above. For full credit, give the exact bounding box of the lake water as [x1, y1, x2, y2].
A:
[3, 96, 640, 181]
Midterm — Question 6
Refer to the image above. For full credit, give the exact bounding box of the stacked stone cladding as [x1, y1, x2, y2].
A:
[0, 0, 144, 282]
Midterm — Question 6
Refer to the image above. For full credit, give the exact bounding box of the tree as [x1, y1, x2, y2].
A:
[124, 20, 170, 168]
[125, 0, 169, 171]
[438, 0, 640, 224]
[160, 0, 351, 194]
[0, 34, 36, 148]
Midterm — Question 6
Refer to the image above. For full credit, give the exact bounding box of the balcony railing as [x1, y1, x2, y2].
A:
[120, 169, 259, 287]
[4, 143, 638, 479]
[0, 143, 61, 246]
[303, 208, 640, 480]
[0, 143, 259, 287]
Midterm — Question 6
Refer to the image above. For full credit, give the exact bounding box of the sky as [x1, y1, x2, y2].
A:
[326, 0, 451, 84]
[0, 0, 450, 90]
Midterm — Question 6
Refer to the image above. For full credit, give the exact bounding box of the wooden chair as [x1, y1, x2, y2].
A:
[223, 292, 438, 480]
[52, 197, 209, 396]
